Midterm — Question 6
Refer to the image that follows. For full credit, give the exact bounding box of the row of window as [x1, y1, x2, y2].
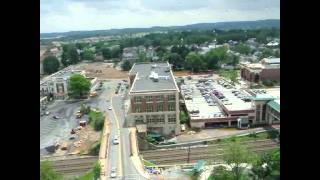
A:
[135, 114, 176, 124]
[134, 95, 175, 103]
[134, 103, 175, 113]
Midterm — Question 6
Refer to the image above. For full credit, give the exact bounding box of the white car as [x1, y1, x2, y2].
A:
[110, 166, 117, 178]
[113, 136, 119, 145]
[108, 107, 112, 110]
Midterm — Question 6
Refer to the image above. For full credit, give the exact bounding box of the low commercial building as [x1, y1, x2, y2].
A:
[127, 62, 181, 136]
[240, 58, 280, 83]
[40, 67, 97, 100]
[180, 76, 280, 129]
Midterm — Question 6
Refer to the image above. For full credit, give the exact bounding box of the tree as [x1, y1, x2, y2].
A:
[164, 53, 183, 70]
[209, 165, 233, 180]
[88, 111, 105, 131]
[68, 74, 91, 99]
[110, 47, 121, 58]
[185, 52, 206, 73]
[250, 148, 280, 179]
[61, 44, 70, 67]
[43, 55, 60, 74]
[224, 54, 240, 66]
[204, 47, 228, 70]
[102, 48, 111, 59]
[93, 161, 101, 180]
[137, 52, 148, 62]
[121, 60, 132, 71]
[82, 49, 95, 60]
[223, 141, 256, 180]
[180, 111, 189, 124]
[69, 46, 80, 64]
[232, 44, 251, 55]
[40, 161, 63, 180]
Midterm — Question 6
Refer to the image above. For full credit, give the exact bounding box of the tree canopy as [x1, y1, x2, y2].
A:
[82, 49, 95, 61]
[43, 55, 60, 74]
[68, 74, 91, 99]
[121, 60, 132, 71]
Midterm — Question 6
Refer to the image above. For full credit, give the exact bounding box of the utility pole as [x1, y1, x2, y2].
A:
[187, 146, 191, 163]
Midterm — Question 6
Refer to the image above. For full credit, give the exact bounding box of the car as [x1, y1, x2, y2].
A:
[113, 136, 119, 145]
[45, 111, 50, 116]
[110, 171, 117, 178]
[108, 107, 112, 110]
[53, 115, 60, 119]
[95, 88, 102, 91]
[111, 167, 117, 172]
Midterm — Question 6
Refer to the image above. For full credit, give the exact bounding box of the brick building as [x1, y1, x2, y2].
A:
[240, 58, 280, 83]
[127, 62, 180, 136]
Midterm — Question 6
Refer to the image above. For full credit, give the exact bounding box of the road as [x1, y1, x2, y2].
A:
[106, 81, 147, 179]
[40, 80, 118, 155]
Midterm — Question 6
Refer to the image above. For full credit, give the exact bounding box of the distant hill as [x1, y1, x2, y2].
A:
[40, 19, 279, 40]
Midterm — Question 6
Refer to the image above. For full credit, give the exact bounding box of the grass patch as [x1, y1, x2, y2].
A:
[217, 69, 240, 83]
[143, 159, 156, 167]
[74, 170, 94, 180]
[209, 131, 273, 145]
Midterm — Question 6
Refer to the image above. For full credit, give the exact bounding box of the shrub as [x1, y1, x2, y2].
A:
[89, 141, 101, 155]
[262, 80, 274, 87]
[267, 130, 279, 139]
[191, 127, 201, 132]
[88, 111, 105, 131]
[249, 132, 257, 138]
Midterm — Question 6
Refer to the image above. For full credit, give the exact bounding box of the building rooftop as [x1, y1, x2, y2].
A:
[262, 58, 280, 64]
[129, 62, 178, 92]
[267, 100, 280, 112]
[251, 94, 275, 101]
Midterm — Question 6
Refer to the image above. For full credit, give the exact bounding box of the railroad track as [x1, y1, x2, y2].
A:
[41, 155, 98, 177]
[141, 139, 279, 165]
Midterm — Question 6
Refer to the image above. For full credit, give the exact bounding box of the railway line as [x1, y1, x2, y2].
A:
[41, 155, 98, 177]
[141, 139, 279, 165]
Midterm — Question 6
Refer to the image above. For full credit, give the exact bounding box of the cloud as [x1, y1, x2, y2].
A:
[40, 0, 280, 33]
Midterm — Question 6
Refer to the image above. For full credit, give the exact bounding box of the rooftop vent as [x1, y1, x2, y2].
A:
[149, 71, 159, 82]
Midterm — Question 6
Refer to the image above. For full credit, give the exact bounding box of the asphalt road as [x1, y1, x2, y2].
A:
[107, 81, 147, 179]
[40, 80, 118, 154]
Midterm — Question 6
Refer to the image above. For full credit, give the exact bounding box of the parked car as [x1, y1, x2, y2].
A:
[45, 111, 50, 116]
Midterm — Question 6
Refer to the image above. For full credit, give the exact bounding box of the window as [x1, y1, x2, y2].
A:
[261, 104, 267, 121]
[134, 116, 144, 124]
[158, 115, 165, 124]
[134, 96, 142, 103]
[156, 103, 163, 112]
[146, 96, 153, 102]
[168, 115, 176, 124]
[168, 95, 175, 101]
[156, 95, 164, 102]
[146, 104, 153, 112]
[168, 103, 175, 111]
[146, 115, 152, 124]
[135, 105, 141, 113]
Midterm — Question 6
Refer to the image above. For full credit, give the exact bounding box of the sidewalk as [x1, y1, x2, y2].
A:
[129, 128, 150, 179]
[99, 114, 111, 180]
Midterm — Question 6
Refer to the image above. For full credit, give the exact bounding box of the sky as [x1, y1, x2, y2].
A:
[40, 0, 280, 33]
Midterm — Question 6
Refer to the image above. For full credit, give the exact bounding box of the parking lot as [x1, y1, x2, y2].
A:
[40, 80, 119, 155]
[180, 76, 252, 121]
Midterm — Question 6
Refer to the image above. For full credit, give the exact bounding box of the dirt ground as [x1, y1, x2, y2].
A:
[74, 62, 128, 79]
[53, 126, 101, 156]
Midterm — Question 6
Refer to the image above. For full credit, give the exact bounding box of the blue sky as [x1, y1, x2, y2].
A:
[40, 0, 280, 33]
